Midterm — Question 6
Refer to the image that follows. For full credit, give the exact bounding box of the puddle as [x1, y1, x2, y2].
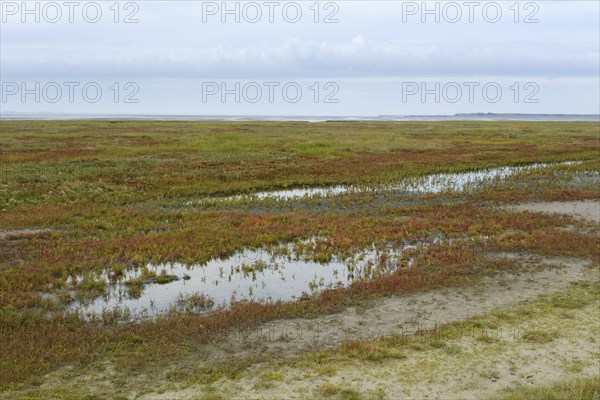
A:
[202, 161, 580, 203]
[68, 239, 433, 318]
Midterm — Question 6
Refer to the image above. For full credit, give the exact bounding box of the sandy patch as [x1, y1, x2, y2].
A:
[171, 256, 593, 368]
[141, 271, 599, 400]
[503, 200, 599, 223]
[223, 304, 600, 400]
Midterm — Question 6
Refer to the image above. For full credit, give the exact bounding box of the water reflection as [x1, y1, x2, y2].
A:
[208, 161, 580, 202]
[70, 240, 427, 318]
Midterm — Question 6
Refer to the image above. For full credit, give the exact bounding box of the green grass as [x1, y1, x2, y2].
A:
[497, 376, 600, 400]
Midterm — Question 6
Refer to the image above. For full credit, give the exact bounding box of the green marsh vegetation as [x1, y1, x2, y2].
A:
[0, 120, 598, 393]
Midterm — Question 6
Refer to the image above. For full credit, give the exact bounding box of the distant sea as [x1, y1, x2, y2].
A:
[1, 113, 599, 122]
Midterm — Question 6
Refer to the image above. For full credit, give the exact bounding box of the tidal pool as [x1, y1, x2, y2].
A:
[69, 240, 431, 318]
[208, 161, 580, 202]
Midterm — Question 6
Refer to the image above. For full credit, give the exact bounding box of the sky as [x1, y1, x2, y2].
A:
[1, 0, 599, 116]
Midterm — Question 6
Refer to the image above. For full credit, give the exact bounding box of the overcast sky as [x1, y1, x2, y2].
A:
[1, 1, 598, 115]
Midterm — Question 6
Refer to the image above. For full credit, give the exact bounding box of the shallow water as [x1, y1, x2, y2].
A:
[210, 161, 580, 202]
[70, 241, 425, 318]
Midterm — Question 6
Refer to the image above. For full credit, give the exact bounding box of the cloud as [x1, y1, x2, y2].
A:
[2, 34, 598, 80]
